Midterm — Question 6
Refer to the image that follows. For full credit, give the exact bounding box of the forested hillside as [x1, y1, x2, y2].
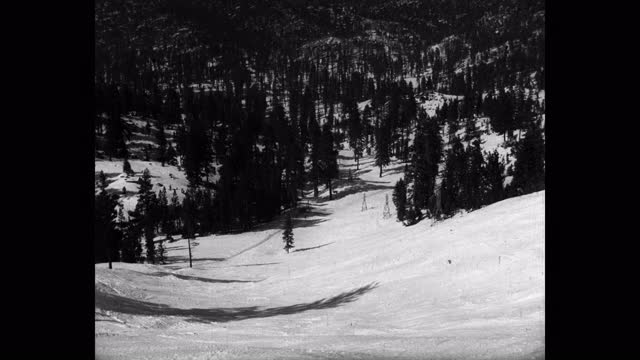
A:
[95, 0, 545, 266]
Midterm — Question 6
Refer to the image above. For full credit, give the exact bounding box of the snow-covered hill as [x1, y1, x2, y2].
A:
[95, 159, 189, 212]
[95, 149, 545, 360]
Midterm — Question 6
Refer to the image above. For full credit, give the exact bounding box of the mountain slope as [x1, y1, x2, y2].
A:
[95, 149, 544, 359]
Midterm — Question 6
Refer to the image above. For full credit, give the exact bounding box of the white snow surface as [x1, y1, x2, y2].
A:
[95, 159, 190, 212]
[96, 151, 544, 359]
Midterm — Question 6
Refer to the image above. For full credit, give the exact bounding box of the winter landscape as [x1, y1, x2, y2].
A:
[95, 1, 545, 359]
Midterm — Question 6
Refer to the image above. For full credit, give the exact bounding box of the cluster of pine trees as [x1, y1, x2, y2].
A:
[95, 0, 545, 262]
[95, 166, 219, 266]
[392, 110, 544, 226]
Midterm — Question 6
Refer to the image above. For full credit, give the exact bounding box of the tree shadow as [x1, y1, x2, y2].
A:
[340, 159, 376, 169]
[354, 168, 373, 177]
[337, 154, 354, 161]
[163, 243, 202, 252]
[95, 282, 379, 324]
[247, 204, 332, 233]
[163, 256, 225, 264]
[318, 180, 393, 203]
[293, 242, 334, 253]
[383, 163, 407, 176]
[144, 272, 262, 284]
[232, 262, 281, 267]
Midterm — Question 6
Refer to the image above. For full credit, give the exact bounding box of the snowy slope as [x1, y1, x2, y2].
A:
[96, 150, 544, 360]
[95, 159, 190, 212]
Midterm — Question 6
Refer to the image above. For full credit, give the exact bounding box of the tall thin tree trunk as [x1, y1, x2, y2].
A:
[187, 237, 193, 268]
[107, 244, 112, 269]
[105, 232, 112, 269]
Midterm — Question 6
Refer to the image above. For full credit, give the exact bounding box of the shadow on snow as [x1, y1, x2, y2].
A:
[144, 272, 262, 284]
[95, 282, 380, 324]
[293, 242, 335, 253]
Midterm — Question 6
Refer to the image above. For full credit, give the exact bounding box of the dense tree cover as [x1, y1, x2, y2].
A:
[95, 0, 545, 263]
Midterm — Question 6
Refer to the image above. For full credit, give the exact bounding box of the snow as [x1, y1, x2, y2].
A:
[96, 150, 545, 359]
[357, 99, 372, 112]
[124, 116, 157, 131]
[418, 92, 463, 118]
[95, 159, 190, 212]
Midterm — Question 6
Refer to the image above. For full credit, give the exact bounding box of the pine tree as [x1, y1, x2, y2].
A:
[409, 112, 442, 215]
[392, 178, 407, 222]
[95, 171, 121, 268]
[157, 187, 171, 238]
[441, 137, 466, 216]
[116, 203, 137, 262]
[347, 100, 363, 170]
[404, 202, 421, 225]
[169, 188, 181, 239]
[464, 139, 486, 210]
[144, 144, 151, 161]
[484, 150, 505, 205]
[105, 84, 129, 160]
[123, 158, 134, 177]
[374, 117, 390, 177]
[166, 143, 177, 166]
[309, 113, 322, 198]
[130, 168, 157, 264]
[319, 122, 339, 200]
[156, 118, 168, 166]
[283, 214, 294, 253]
[512, 120, 545, 195]
[157, 240, 166, 264]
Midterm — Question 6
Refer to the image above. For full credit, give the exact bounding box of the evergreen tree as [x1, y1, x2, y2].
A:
[319, 122, 338, 200]
[404, 202, 421, 225]
[144, 144, 151, 161]
[309, 112, 322, 198]
[119, 205, 142, 263]
[129, 168, 157, 264]
[156, 118, 168, 166]
[105, 84, 129, 160]
[123, 158, 134, 177]
[441, 137, 467, 216]
[95, 171, 121, 268]
[183, 113, 211, 185]
[464, 139, 486, 210]
[169, 188, 181, 238]
[374, 117, 391, 177]
[512, 121, 545, 194]
[392, 178, 407, 222]
[157, 187, 171, 237]
[166, 143, 177, 166]
[282, 213, 294, 253]
[484, 150, 505, 205]
[157, 241, 166, 264]
[347, 100, 363, 170]
[409, 112, 442, 215]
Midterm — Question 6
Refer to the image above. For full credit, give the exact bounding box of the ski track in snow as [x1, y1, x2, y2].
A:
[95, 148, 544, 360]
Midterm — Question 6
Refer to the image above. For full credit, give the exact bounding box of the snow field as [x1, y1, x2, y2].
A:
[96, 149, 544, 359]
